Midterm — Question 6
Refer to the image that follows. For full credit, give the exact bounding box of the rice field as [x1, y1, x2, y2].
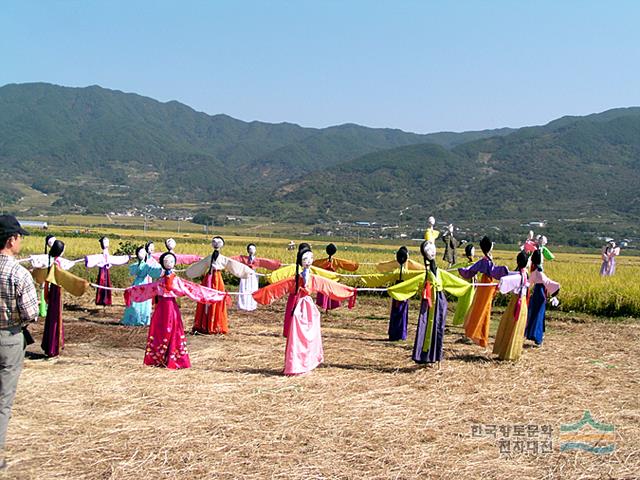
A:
[22, 213, 312, 238]
[6, 225, 639, 479]
[19, 229, 640, 319]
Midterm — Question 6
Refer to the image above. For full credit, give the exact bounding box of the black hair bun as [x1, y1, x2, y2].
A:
[396, 247, 408, 265]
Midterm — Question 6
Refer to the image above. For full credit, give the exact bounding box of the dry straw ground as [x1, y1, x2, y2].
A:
[4, 291, 639, 479]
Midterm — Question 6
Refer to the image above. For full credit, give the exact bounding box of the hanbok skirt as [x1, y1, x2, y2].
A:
[122, 298, 152, 326]
[493, 294, 528, 361]
[192, 270, 228, 334]
[413, 292, 447, 363]
[316, 291, 341, 311]
[600, 258, 616, 276]
[452, 287, 474, 327]
[284, 296, 323, 375]
[525, 284, 547, 345]
[42, 283, 63, 357]
[388, 299, 409, 341]
[237, 274, 258, 311]
[95, 266, 112, 306]
[463, 274, 497, 348]
[283, 293, 297, 337]
[144, 297, 191, 369]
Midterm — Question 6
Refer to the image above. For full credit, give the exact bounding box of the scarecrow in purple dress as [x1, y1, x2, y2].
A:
[31, 240, 89, 357]
[85, 237, 130, 306]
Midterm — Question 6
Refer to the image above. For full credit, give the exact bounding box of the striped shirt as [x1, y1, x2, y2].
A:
[0, 254, 39, 329]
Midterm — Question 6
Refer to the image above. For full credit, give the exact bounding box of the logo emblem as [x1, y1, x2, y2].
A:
[560, 411, 615, 454]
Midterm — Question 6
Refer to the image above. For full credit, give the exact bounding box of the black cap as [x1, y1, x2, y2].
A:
[0, 215, 29, 237]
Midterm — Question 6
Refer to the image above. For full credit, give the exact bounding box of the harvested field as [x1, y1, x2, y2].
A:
[5, 293, 639, 479]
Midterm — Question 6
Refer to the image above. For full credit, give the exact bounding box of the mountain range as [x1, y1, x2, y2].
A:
[1, 82, 639, 244]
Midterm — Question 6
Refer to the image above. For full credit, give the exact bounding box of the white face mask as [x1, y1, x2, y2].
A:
[102, 238, 110, 249]
[301, 251, 314, 268]
[422, 242, 437, 261]
[136, 249, 147, 261]
[147, 243, 155, 254]
[162, 255, 176, 271]
[165, 238, 176, 251]
[247, 245, 257, 256]
[47, 237, 57, 248]
[211, 237, 224, 249]
[428, 216, 435, 227]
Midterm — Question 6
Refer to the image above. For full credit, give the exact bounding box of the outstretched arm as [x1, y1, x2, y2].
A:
[223, 256, 255, 279]
[174, 254, 203, 266]
[253, 278, 295, 305]
[107, 255, 131, 267]
[141, 262, 164, 280]
[311, 275, 357, 308]
[185, 255, 211, 279]
[254, 257, 282, 270]
[458, 258, 484, 279]
[334, 258, 359, 272]
[440, 270, 473, 298]
[125, 281, 160, 305]
[171, 276, 230, 304]
[387, 273, 426, 301]
[47, 265, 89, 297]
[537, 271, 560, 296]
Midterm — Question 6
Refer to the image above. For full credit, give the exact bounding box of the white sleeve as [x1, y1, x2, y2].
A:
[27, 254, 50, 269]
[57, 258, 78, 271]
[185, 255, 211, 279]
[497, 273, 522, 294]
[107, 255, 130, 266]
[222, 256, 255, 279]
[85, 254, 105, 268]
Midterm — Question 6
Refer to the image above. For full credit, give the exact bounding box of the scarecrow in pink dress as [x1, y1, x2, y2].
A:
[253, 247, 357, 375]
[124, 252, 230, 369]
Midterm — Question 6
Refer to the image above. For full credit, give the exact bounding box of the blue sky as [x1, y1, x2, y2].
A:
[2, 1, 638, 133]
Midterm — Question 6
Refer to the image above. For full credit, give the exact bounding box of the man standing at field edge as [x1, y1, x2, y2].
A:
[0, 215, 38, 470]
